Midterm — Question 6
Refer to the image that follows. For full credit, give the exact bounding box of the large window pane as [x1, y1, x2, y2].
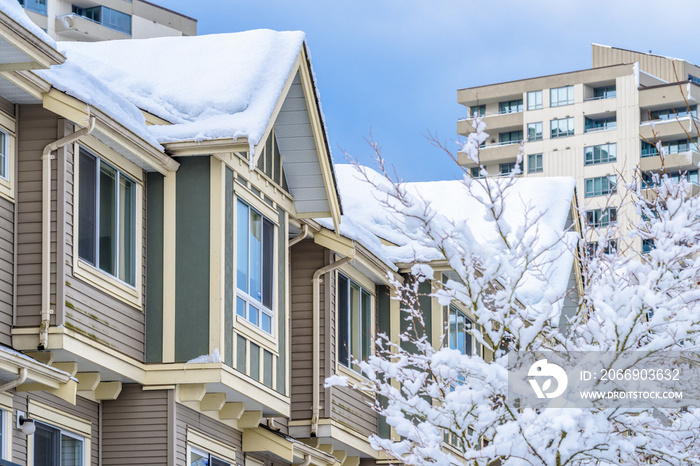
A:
[118, 175, 136, 284]
[338, 274, 349, 366]
[262, 219, 274, 308]
[61, 434, 83, 466]
[249, 210, 262, 302]
[350, 282, 361, 365]
[361, 290, 371, 361]
[34, 423, 59, 466]
[78, 150, 96, 265]
[0, 131, 6, 180]
[98, 163, 117, 277]
[236, 201, 248, 293]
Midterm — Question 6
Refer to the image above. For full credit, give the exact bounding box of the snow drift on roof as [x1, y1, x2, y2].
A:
[320, 165, 577, 305]
[0, 0, 57, 49]
[57, 30, 306, 147]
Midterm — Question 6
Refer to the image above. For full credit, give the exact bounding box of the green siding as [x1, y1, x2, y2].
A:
[145, 174, 164, 363]
[174, 157, 210, 362]
[236, 335, 246, 372]
[400, 277, 432, 353]
[225, 168, 234, 367]
[376, 285, 391, 439]
[263, 350, 273, 388]
[250, 343, 260, 381]
[276, 208, 286, 395]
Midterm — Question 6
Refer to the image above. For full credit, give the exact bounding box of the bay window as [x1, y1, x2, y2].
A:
[236, 199, 274, 334]
[338, 273, 372, 370]
[78, 147, 136, 286]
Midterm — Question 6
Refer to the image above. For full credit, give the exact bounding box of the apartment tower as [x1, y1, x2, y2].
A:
[457, 44, 700, 252]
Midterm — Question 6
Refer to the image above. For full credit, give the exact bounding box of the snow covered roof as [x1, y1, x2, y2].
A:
[319, 165, 578, 305]
[53, 30, 305, 148]
[0, 0, 57, 50]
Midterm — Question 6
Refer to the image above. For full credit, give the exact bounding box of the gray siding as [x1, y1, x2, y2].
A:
[175, 402, 242, 465]
[146, 173, 164, 362]
[330, 385, 377, 438]
[290, 239, 329, 421]
[16, 105, 58, 328]
[12, 392, 99, 465]
[102, 384, 170, 464]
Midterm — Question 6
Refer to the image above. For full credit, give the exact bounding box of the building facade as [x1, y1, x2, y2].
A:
[457, 44, 700, 252]
[18, 0, 196, 41]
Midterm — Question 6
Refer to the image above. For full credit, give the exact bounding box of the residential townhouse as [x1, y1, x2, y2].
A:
[457, 44, 700, 253]
[0, 3, 583, 465]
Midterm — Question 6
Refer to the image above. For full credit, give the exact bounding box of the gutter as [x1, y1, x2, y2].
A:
[39, 114, 96, 350]
[288, 224, 310, 248]
[311, 255, 352, 436]
[0, 367, 26, 392]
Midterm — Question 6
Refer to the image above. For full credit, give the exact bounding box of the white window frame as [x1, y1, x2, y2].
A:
[527, 90, 543, 110]
[336, 268, 375, 377]
[73, 140, 143, 309]
[0, 129, 8, 181]
[188, 445, 231, 466]
[448, 304, 474, 356]
[550, 85, 574, 107]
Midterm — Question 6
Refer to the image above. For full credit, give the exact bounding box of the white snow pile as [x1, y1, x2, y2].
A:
[54, 30, 305, 148]
[186, 348, 222, 364]
[0, 0, 58, 49]
[319, 165, 577, 305]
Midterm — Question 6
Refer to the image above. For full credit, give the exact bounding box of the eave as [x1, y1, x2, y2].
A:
[0, 10, 65, 70]
[0, 347, 76, 404]
[163, 137, 250, 157]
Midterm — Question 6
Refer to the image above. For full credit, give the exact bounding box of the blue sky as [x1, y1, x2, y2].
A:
[156, 0, 700, 182]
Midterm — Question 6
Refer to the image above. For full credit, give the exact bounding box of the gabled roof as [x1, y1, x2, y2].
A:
[320, 165, 578, 306]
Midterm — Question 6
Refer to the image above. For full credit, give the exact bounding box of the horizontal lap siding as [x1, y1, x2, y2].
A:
[0, 196, 13, 346]
[12, 392, 99, 465]
[16, 106, 58, 328]
[175, 402, 242, 465]
[102, 384, 169, 464]
[290, 239, 327, 421]
[331, 386, 377, 438]
[62, 136, 146, 360]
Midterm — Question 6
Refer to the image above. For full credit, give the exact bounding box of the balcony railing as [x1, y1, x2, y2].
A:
[641, 147, 699, 158]
[585, 123, 617, 133]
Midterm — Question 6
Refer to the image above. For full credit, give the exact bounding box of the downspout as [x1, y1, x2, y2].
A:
[39, 115, 96, 350]
[300, 454, 311, 466]
[311, 255, 352, 436]
[0, 367, 27, 392]
[289, 224, 310, 248]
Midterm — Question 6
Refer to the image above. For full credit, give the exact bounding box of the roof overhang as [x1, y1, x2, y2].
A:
[0, 347, 76, 404]
[43, 88, 179, 175]
[0, 9, 65, 71]
[243, 427, 340, 465]
[163, 137, 250, 157]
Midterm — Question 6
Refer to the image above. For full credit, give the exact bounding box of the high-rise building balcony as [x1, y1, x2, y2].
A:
[457, 140, 520, 167]
[55, 13, 130, 41]
[457, 111, 523, 136]
[639, 116, 699, 141]
[639, 149, 700, 172]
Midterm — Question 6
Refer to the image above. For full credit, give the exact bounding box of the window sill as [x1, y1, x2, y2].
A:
[235, 315, 278, 356]
[337, 364, 375, 398]
[74, 259, 141, 310]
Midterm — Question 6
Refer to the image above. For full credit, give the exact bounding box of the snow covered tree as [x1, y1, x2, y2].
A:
[326, 119, 700, 465]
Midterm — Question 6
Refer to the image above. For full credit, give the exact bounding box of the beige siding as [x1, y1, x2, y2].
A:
[61, 130, 146, 361]
[16, 105, 59, 328]
[102, 384, 170, 464]
[0, 196, 13, 347]
[12, 392, 99, 465]
[175, 402, 242, 465]
[290, 239, 330, 421]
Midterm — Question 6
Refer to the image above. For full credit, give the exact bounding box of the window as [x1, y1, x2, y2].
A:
[584, 175, 616, 197]
[71, 5, 131, 34]
[499, 162, 520, 176]
[586, 239, 617, 256]
[78, 147, 136, 286]
[499, 130, 522, 144]
[649, 105, 697, 120]
[550, 85, 574, 106]
[527, 90, 542, 110]
[527, 122, 543, 141]
[470, 166, 484, 179]
[236, 199, 274, 334]
[641, 138, 697, 157]
[593, 85, 616, 99]
[643, 170, 699, 187]
[18, 0, 46, 14]
[34, 422, 84, 466]
[338, 273, 371, 371]
[448, 305, 473, 356]
[0, 130, 7, 180]
[550, 117, 574, 138]
[470, 105, 485, 118]
[190, 446, 231, 466]
[586, 208, 617, 228]
[584, 116, 616, 132]
[689, 75, 700, 85]
[584, 143, 617, 165]
[642, 239, 655, 254]
[528, 153, 543, 173]
[498, 99, 523, 114]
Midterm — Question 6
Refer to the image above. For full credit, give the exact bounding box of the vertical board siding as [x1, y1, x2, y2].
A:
[175, 402, 242, 465]
[0, 196, 13, 346]
[174, 156, 210, 362]
[102, 384, 169, 464]
[12, 392, 99, 465]
[16, 105, 58, 328]
[290, 239, 327, 421]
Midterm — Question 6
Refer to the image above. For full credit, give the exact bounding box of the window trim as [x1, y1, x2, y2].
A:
[72, 141, 143, 309]
[233, 191, 279, 353]
[0, 111, 16, 202]
[527, 153, 543, 173]
[527, 90, 543, 110]
[526, 121, 543, 141]
[584, 175, 617, 198]
[447, 304, 474, 356]
[27, 399, 91, 466]
[584, 143, 617, 165]
[550, 85, 574, 107]
[550, 117, 575, 138]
